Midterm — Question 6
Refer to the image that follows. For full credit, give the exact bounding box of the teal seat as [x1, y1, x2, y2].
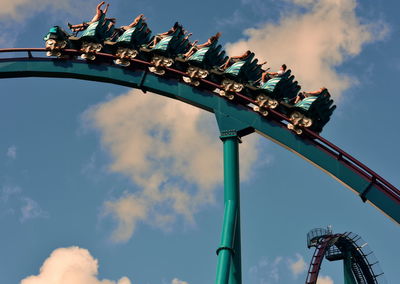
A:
[188, 47, 210, 63]
[186, 41, 226, 69]
[81, 21, 100, 38]
[43, 26, 69, 42]
[115, 18, 151, 46]
[80, 13, 114, 42]
[295, 96, 318, 111]
[222, 52, 263, 83]
[260, 77, 282, 92]
[150, 24, 191, 57]
[225, 60, 246, 76]
[153, 35, 174, 51]
[292, 90, 336, 132]
[117, 26, 138, 43]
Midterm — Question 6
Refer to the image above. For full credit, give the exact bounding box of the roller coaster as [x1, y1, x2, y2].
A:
[306, 227, 386, 284]
[0, 8, 399, 284]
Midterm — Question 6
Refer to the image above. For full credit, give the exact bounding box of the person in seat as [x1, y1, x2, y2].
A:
[221, 50, 252, 70]
[261, 64, 287, 82]
[294, 87, 327, 104]
[120, 14, 146, 31]
[183, 32, 221, 59]
[68, 1, 110, 32]
[148, 22, 182, 48]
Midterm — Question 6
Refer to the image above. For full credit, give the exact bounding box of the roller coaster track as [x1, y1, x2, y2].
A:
[306, 233, 341, 284]
[0, 48, 399, 225]
[306, 229, 386, 283]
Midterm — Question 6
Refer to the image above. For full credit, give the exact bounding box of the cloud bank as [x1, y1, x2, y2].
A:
[249, 256, 283, 283]
[249, 254, 310, 283]
[21, 247, 131, 284]
[0, 0, 93, 48]
[86, 91, 260, 242]
[226, 0, 388, 99]
[171, 279, 189, 284]
[317, 275, 334, 284]
[0, 0, 91, 20]
[288, 253, 307, 277]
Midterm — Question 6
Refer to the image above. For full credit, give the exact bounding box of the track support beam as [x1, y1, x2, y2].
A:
[216, 131, 241, 284]
[215, 112, 252, 284]
[343, 250, 357, 284]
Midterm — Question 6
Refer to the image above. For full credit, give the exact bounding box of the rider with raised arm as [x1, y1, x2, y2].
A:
[68, 1, 110, 32]
[120, 14, 146, 31]
[148, 22, 181, 48]
[183, 32, 221, 58]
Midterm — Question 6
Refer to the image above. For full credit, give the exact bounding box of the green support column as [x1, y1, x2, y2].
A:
[215, 131, 242, 284]
[343, 251, 357, 284]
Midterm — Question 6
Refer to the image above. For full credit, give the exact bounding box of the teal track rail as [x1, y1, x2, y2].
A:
[0, 48, 399, 224]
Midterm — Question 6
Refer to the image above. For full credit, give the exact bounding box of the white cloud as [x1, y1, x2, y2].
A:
[171, 278, 189, 284]
[0, 0, 90, 20]
[21, 247, 131, 284]
[288, 253, 307, 277]
[317, 275, 334, 284]
[249, 256, 283, 283]
[20, 197, 48, 223]
[249, 254, 310, 283]
[6, 145, 17, 159]
[0, 0, 93, 48]
[1, 185, 47, 221]
[85, 91, 261, 241]
[225, 0, 388, 100]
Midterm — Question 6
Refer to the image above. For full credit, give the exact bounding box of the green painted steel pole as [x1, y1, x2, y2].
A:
[343, 251, 357, 284]
[216, 133, 242, 284]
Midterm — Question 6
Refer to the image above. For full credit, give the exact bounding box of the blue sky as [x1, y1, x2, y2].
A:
[0, 0, 399, 283]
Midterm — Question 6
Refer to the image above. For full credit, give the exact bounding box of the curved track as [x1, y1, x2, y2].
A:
[0, 48, 399, 223]
[306, 233, 341, 284]
[306, 229, 385, 283]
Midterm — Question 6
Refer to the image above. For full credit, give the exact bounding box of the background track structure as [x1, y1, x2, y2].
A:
[306, 228, 385, 283]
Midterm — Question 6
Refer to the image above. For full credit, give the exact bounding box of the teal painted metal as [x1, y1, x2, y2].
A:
[0, 58, 398, 224]
[343, 251, 357, 284]
[216, 133, 241, 284]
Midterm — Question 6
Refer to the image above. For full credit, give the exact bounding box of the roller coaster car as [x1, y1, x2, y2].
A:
[249, 70, 301, 117]
[69, 16, 115, 61]
[283, 89, 336, 134]
[43, 26, 71, 58]
[212, 52, 264, 100]
[141, 26, 191, 75]
[178, 41, 228, 87]
[104, 19, 152, 67]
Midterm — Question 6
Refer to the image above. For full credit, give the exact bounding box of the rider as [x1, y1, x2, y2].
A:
[260, 64, 287, 83]
[120, 14, 146, 31]
[221, 50, 252, 70]
[183, 32, 222, 59]
[294, 87, 327, 104]
[148, 22, 182, 48]
[68, 1, 110, 32]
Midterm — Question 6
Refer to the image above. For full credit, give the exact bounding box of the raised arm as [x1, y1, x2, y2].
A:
[97, 1, 105, 10]
[308, 87, 327, 96]
[231, 50, 250, 60]
[103, 3, 110, 14]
